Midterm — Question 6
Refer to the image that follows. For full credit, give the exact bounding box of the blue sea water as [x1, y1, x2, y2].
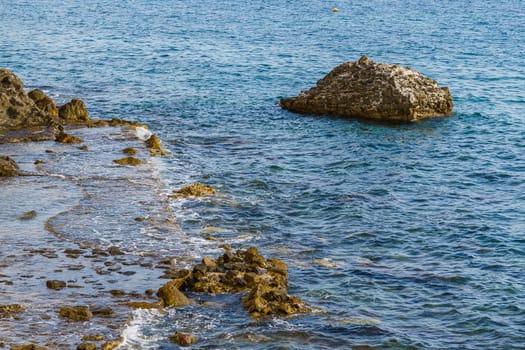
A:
[1, 0, 525, 349]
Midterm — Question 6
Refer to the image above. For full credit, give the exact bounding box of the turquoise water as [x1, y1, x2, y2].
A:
[1, 0, 525, 348]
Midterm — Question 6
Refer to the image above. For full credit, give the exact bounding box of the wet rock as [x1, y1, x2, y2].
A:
[55, 131, 83, 144]
[101, 340, 122, 350]
[169, 332, 197, 346]
[145, 134, 168, 156]
[170, 247, 309, 317]
[28, 89, 58, 117]
[18, 210, 37, 220]
[127, 301, 162, 309]
[109, 289, 125, 297]
[11, 345, 47, 350]
[78, 145, 89, 151]
[280, 55, 453, 122]
[58, 306, 93, 321]
[108, 246, 124, 256]
[169, 182, 216, 198]
[91, 306, 113, 317]
[0, 69, 58, 142]
[0, 304, 25, 318]
[46, 280, 66, 290]
[113, 156, 142, 166]
[157, 280, 191, 307]
[77, 343, 96, 350]
[81, 334, 104, 341]
[0, 155, 19, 176]
[58, 99, 89, 123]
[122, 147, 137, 155]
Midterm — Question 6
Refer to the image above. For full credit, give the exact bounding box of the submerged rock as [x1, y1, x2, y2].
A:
[0, 304, 25, 318]
[169, 332, 197, 346]
[280, 55, 453, 122]
[0, 155, 19, 176]
[170, 182, 216, 198]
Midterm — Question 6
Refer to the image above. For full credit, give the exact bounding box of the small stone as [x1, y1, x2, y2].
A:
[113, 156, 142, 166]
[169, 332, 197, 346]
[169, 182, 216, 198]
[108, 246, 124, 255]
[0, 155, 19, 176]
[134, 217, 145, 222]
[91, 306, 113, 317]
[18, 210, 37, 220]
[77, 343, 97, 350]
[81, 335, 104, 341]
[101, 340, 122, 350]
[55, 131, 83, 144]
[122, 147, 137, 155]
[202, 257, 217, 268]
[46, 280, 66, 290]
[58, 306, 92, 321]
[78, 145, 89, 151]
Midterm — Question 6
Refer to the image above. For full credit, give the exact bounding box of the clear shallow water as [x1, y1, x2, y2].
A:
[1, 0, 524, 349]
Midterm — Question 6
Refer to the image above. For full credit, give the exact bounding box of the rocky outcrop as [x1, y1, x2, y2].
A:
[28, 89, 58, 117]
[0, 155, 19, 176]
[169, 182, 216, 198]
[159, 247, 309, 317]
[280, 55, 453, 122]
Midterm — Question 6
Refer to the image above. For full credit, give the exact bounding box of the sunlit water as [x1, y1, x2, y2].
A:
[1, 0, 524, 348]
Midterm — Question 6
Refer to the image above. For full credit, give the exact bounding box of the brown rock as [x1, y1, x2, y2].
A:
[77, 343, 97, 350]
[122, 147, 137, 155]
[11, 345, 47, 350]
[157, 280, 190, 307]
[58, 306, 92, 321]
[170, 182, 216, 198]
[145, 134, 168, 156]
[0, 155, 19, 176]
[169, 332, 197, 346]
[101, 340, 122, 350]
[55, 131, 83, 144]
[28, 89, 58, 117]
[58, 99, 89, 123]
[127, 301, 162, 309]
[46, 280, 66, 290]
[82, 334, 105, 341]
[113, 156, 142, 166]
[108, 246, 124, 255]
[0, 304, 25, 318]
[280, 55, 453, 122]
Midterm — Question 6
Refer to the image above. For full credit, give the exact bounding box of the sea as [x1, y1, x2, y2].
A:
[1, 0, 524, 349]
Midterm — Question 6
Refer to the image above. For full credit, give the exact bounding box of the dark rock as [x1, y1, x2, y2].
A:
[0, 155, 19, 176]
[113, 156, 142, 166]
[28, 89, 58, 117]
[58, 99, 89, 123]
[108, 246, 124, 255]
[169, 332, 197, 346]
[58, 306, 92, 321]
[91, 306, 113, 317]
[77, 343, 97, 350]
[280, 55, 453, 122]
[46, 280, 66, 290]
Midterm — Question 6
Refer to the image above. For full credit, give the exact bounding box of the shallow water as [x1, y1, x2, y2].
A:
[1, 0, 525, 349]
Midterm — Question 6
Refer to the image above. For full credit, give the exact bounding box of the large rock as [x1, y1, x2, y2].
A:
[280, 55, 453, 122]
[0, 69, 59, 142]
[58, 99, 89, 123]
[0, 155, 19, 176]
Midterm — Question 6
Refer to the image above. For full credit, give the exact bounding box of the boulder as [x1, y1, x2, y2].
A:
[28, 89, 58, 117]
[58, 99, 89, 123]
[0, 155, 19, 176]
[58, 306, 93, 321]
[157, 280, 191, 307]
[169, 182, 216, 198]
[280, 55, 453, 122]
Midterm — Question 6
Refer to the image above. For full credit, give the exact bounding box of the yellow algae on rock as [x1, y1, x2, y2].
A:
[170, 182, 216, 198]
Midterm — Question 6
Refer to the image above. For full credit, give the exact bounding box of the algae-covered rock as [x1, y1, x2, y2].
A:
[58, 306, 93, 321]
[101, 340, 122, 350]
[157, 280, 191, 307]
[122, 147, 137, 155]
[0, 155, 19, 176]
[46, 280, 66, 290]
[280, 55, 453, 122]
[170, 182, 216, 198]
[126, 301, 162, 309]
[0, 304, 25, 318]
[145, 134, 168, 156]
[55, 131, 83, 144]
[58, 99, 89, 123]
[11, 345, 47, 350]
[77, 343, 97, 350]
[113, 156, 142, 166]
[28, 89, 59, 117]
[18, 210, 37, 220]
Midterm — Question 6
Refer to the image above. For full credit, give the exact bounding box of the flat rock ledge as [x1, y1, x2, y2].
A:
[280, 55, 453, 122]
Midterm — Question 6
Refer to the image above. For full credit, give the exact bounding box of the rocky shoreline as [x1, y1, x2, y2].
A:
[0, 71, 309, 348]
